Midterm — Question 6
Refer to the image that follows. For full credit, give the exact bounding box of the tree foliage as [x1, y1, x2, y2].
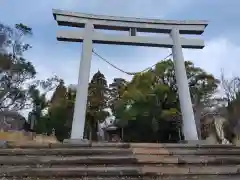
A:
[0, 23, 61, 113]
[220, 73, 240, 142]
[32, 80, 73, 141]
[113, 60, 219, 141]
[27, 59, 220, 142]
[0, 23, 36, 111]
[86, 71, 110, 140]
[34, 71, 110, 141]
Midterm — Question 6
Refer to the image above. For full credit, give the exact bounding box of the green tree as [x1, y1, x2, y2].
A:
[114, 59, 219, 142]
[34, 81, 74, 141]
[47, 102, 71, 141]
[27, 76, 61, 131]
[0, 23, 36, 111]
[114, 62, 180, 142]
[109, 78, 127, 115]
[0, 22, 66, 139]
[87, 71, 110, 140]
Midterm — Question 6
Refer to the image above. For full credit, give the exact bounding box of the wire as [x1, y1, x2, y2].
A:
[92, 49, 172, 76]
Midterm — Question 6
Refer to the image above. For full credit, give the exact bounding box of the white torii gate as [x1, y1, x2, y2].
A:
[53, 9, 208, 141]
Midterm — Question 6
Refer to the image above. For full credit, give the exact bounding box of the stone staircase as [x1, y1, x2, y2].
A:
[1, 142, 240, 179]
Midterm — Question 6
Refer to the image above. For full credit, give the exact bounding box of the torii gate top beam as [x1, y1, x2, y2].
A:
[53, 9, 208, 49]
[53, 9, 208, 35]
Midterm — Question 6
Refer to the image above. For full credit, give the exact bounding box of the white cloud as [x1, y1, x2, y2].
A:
[184, 37, 240, 79]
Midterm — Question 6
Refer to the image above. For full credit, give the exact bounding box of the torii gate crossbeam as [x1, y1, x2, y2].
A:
[53, 9, 208, 141]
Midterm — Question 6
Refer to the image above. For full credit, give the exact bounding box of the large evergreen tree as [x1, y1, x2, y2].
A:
[86, 70, 110, 140]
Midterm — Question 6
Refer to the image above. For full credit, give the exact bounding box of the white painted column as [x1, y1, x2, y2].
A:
[71, 23, 93, 139]
[170, 28, 198, 141]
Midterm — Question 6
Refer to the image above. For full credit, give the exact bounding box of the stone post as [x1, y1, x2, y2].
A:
[171, 28, 198, 141]
[71, 23, 93, 140]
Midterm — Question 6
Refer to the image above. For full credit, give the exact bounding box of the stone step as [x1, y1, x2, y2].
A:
[2, 143, 240, 179]
[0, 148, 132, 156]
[133, 147, 240, 155]
[2, 155, 240, 166]
[6, 142, 130, 149]
[2, 147, 240, 156]
[149, 176, 240, 180]
[2, 176, 240, 180]
[130, 143, 238, 149]
[141, 165, 240, 175]
[5, 142, 238, 149]
[0, 166, 141, 177]
[0, 155, 136, 165]
[1, 176, 240, 180]
[1, 178, 142, 180]
[136, 155, 240, 164]
[1, 165, 240, 177]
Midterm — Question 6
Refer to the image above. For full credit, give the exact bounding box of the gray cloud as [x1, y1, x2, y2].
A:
[1, 0, 193, 25]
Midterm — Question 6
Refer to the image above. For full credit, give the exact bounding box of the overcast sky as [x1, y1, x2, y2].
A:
[1, 0, 240, 86]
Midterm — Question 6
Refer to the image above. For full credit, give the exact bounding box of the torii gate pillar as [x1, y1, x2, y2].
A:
[53, 9, 208, 141]
[171, 28, 198, 140]
[71, 23, 94, 139]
